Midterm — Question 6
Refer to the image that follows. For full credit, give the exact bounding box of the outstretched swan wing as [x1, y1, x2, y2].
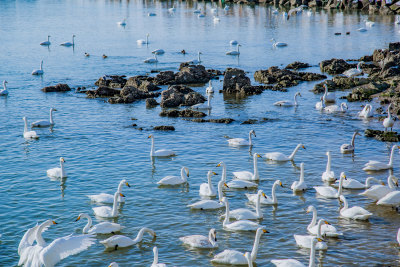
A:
[18, 222, 51, 255]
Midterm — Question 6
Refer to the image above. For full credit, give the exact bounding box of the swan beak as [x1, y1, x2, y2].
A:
[381, 182, 385, 185]
[125, 182, 131, 187]
[302, 145, 306, 149]
[187, 172, 190, 177]
[75, 216, 81, 221]
[262, 229, 269, 233]
[61, 158, 65, 163]
[257, 154, 262, 158]
[224, 183, 229, 188]
[216, 163, 221, 167]
[324, 220, 331, 225]
[212, 172, 218, 175]
[119, 193, 125, 197]
[53, 108, 58, 111]
[343, 175, 347, 180]
[279, 181, 283, 187]
[396, 181, 399, 187]
[52, 221, 57, 224]
[262, 192, 267, 198]
[148, 135, 152, 138]
[306, 210, 310, 213]
[317, 238, 323, 242]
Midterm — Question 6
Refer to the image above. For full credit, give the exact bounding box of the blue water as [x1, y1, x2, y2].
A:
[0, 0, 400, 266]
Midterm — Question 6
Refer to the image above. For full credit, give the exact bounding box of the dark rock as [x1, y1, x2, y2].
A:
[159, 109, 206, 118]
[146, 98, 159, 108]
[95, 75, 127, 88]
[365, 129, 400, 142]
[132, 124, 137, 127]
[241, 119, 258, 124]
[222, 68, 251, 93]
[108, 86, 160, 104]
[41, 84, 71, 93]
[207, 69, 223, 77]
[160, 85, 206, 108]
[389, 42, 400, 51]
[359, 55, 373, 62]
[86, 86, 120, 98]
[154, 71, 176, 85]
[190, 118, 235, 124]
[319, 58, 352, 75]
[153, 126, 175, 131]
[125, 76, 161, 92]
[313, 77, 370, 93]
[346, 82, 390, 102]
[175, 64, 210, 84]
[285, 61, 311, 70]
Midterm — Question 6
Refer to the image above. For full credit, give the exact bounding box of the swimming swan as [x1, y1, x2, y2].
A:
[60, 35, 75, 46]
[343, 61, 364, 77]
[148, 134, 176, 157]
[152, 49, 165, 55]
[76, 213, 124, 234]
[324, 102, 347, 113]
[23, 117, 39, 139]
[376, 190, 400, 207]
[359, 175, 398, 200]
[334, 176, 382, 190]
[92, 192, 125, 218]
[31, 60, 44, 75]
[340, 131, 361, 153]
[158, 167, 189, 185]
[100, 227, 156, 249]
[383, 103, 395, 132]
[264, 144, 305, 161]
[339, 195, 372, 220]
[87, 179, 130, 203]
[188, 180, 228, 210]
[222, 190, 266, 220]
[271, 38, 287, 47]
[271, 237, 320, 267]
[180, 228, 218, 248]
[191, 94, 212, 110]
[40, 35, 51, 46]
[322, 151, 335, 182]
[358, 104, 373, 118]
[227, 130, 256, 146]
[117, 19, 126, 26]
[274, 92, 301, 107]
[0, 80, 8, 95]
[233, 153, 262, 181]
[221, 197, 264, 231]
[47, 157, 67, 178]
[199, 171, 218, 197]
[226, 44, 241, 55]
[144, 54, 158, 63]
[206, 80, 214, 94]
[315, 97, 325, 110]
[246, 180, 283, 205]
[137, 33, 150, 45]
[188, 52, 202, 64]
[291, 162, 307, 192]
[151, 246, 167, 267]
[294, 219, 328, 250]
[322, 84, 335, 103]
[314, 172, 346, 198]
[306, 205, 342, 237]
[363, 145, 400, 171]
[31, 108, 57, 127]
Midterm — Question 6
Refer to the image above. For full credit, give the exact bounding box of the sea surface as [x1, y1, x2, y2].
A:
[0, 0, 399, 266]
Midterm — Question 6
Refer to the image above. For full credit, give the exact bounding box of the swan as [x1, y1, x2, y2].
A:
[397, 228, 400, 246]
[314, 172, 346, 198]
[271, 38, 287, 47]
[376, 190, 400, 207]
[32, 60, 44, 75]
[363, 145, 400, 171]
[87, 179, 130, 203]
[179, 228, 217, 248]
[230, 40, 238, 45]
[294, 219, 329, 250]
[84, 52, 90, 57]
[92, 192, 125, 218]
[245, 252, 253, 267]
[47, 157, 67, 178]
[274, 92, 301, 106]
[137, 33, 150, 45]
[218, 161, 258, 189]
[227, 130, 256, 146]
[152, 49, 165, 55]
[383, 103, 395, 132]
[264, 144, 305, 162]
[360, 175, 398, 200]
[148, 12, 157, 16]
[158, 167, 189, 185]
[233, 153, 262, 181]
[343, 61, 364, 77]
[322, 151, 335, 182]
[324, 102, 347, 113]
[148, 134, 176, 157]
[271, 237, 320, 267]
[188, 51, 202, 64]
[226, 44, 241, 55]
[117, 19, 126, 26]
[217, 161, 227, 183]
[144, 54, 158, 63]
[213, 16, 220, 23]
[199, 171, 218, 197]
[60, 35, 75, 46]
[365, 19, 375, 27]
[358, 27, 367, 32]
[18, 219, 95, 267]
[151, 246, 167, 267]
[340, 131, 361, 153]
[198, 13, 205, 18]
[0, 80, 9, 95]
[339, 195, 372, 220]
[168, 5, 176, 12]
[315, 96, 325, 110]
[334, 176, 383, 190]
[31, 108, 57, 127]
[224, 5, 230, 11]
[206, 80, 214, 94]
[193, 7, 201, 14]
[40, 35, 51, 46]
[322, 84, 335, 103]
[188, 180, 228, 210]
[109, 262, 119, 267]
[222, 190, 265, 220]
[76, 213, 124, 234]
[246, 180, 283, 205]
[272, 9, 279, 14]
[100, 227, 156, 249]
[291, 162, 307, 192]
[358, 104, 373, 118]
[306, 205, 342, 237]
[23, 117, 39, 139]
[191, 94, 211, 110]
[211, 227, 268, 265]
[222, 198, 264, 231]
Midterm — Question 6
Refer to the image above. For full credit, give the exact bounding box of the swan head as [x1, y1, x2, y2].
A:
[301, 144, 306, 150]
[60, 157, 65, 163]
[339, 195, 346, 203]
[216, 161, 225, 167]
[250, 129, 256, 137]
[340, 172, 347, 180]
[3, 80, 7, 84]
[50, 108, 57, 112]
[355, 131, 361, 136]
[224, 182, 229, 188]
[210, 228, 217, 241]
[75, 213, 89, 221]
[121, 179, 131, 187]
[276, 180, 283, 187]
[341, 103, 348, 109]
[23, 116, 27, 121]
[306, 205, 314, 213]
[255, 153, 262, 158]
[295, 92, 302, 97]
[148, 134, 154, 139]
[258, 190, 267, 198]
[208, 170, 218, 177]
[108, 263, 119, 267]
[116, 192, 125, 198]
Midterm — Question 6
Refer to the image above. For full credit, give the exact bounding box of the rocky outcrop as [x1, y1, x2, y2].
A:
[153, 126, 175, 131]
[108, 86, 160, 104]
[152, 65, 212, 85]
[160, 85, 206, 108]
[125, 76, 161, 92]
[159, 109, 206, 118]
[95, 75, 127, 88]
[285, 61, 311, 70]
[153, 71, 176, 85]
[222, 68, 252, 93]
[365, 129, 400, 142]
[313, 76, 370, 93]
[86, 86, 120, 98]
[346, 82, 390, 102]
[41, 84, 71, 93]
[319, 58, 352, 75]
[189, 118, 235, 124]
[146, 98, 159, 108]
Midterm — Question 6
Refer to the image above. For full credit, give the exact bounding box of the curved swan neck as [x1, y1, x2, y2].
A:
[49, 109, 54, 124]
[387, 104, 392, 120]
[388, 145, 396, 166]
[150, 136, 155, 156]
[357, 62, 362, 71]
[271, 182, 278, 203]
[365, 177, 377, 187]
[221, 162, 226, 183]
[40, 60, 43, 70]
[255, 191, 262, 217]
[341, 196, 348, 210]
[326, 152, 331, 172]
[323, 85, 328, 99]
[316, 219, 324, 238]
[72, 35, 75, 45]
[181, 167, 187, 183]
[111, 192, 119, 217]
[198, 52, 201, 62]
[248, 131, 253, 146]
[3, 81, 7, 90]
[36, 220, 52, 246]
[351, 132, 358, 147]
[83, 214, 92, 234]
[133, 227, 152, 243]
[294, 93, 299, 106]
[146, 35, 148, 44]
[309, 239, 317, 267]
[288, 144, 302, 160]
[208, 230, 216, 247]
[308, 206, 317, 229]
[250, 229, 263, 261]
[253, 154, 259, 179]
[207, 171, 214, 193]
[388, 175, 396, 188]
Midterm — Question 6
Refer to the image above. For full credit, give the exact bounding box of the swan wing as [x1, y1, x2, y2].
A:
[31, 120, 51, 127]
[360, 185, 392, 200]
[225, 220, 261, 231]
[211, 249, 247, 264]
[377, 191, 400, 206]
[314, 186, 338, 198]
[227, 180, 258, 189]
[228, 208, 258, 220]
[273, 100, 293, 106]
[87, 193, 113, 203]
[227, 138, 248, 145]
[40, 234, 95, 266]
[342, 207, 372, 219]
[18, 223, 42, 255]
[264, 152, 288, 161]
[89, 222, 123, 234]
[363, 161, 389, 171]
[157, 175, 183, 185]
[100, 235, 134, 248]
[154, 149, 176, 157]
[271, 259, 305, 267]
[180, 235, 214, 248]
[233, 171, 254, 180]
[92, 206, 112, 217]
[187, 200, 223, 209]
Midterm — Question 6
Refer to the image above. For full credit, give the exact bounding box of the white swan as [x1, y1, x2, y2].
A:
[245, 252, 253, 267]
[315, 96, 325, 111]
[274, 92, 301, 106]
[264, 144, 305, 161]
[191, 93, 211, 110]
[211, 227, 268, 265]
[334, 176, 382, 190]
[230, 40, 238, 45]
[188, 52, 202, 64]
[18, 219, 95, 267]
[109, 262, 119, 267]
[340, 131, 361, 153]
[100, 227, 156, 249]
[179, 228, 217, 248]
[222, 198, 263, 231]
[188, 180, 228, 210]
[339, 195, 372, 220]
[87, 179, 130, 203]
[137, 33, 149, 45]
[322, 84, 335, 103]
[32, 60, 44, 75]
[199, 171, 218, 197]
[206, 80, 214, 94]
[291, 162, 307, 192]
[314, 172, 346, 198]
[246, 180, 283, 205]
[148, 134, 176, 157]
[358, 104, 373, 118]
[271, 237, 320, 267]
[223, 190, 265, 220]
[152, 49, 165, 55]
[397, 228, 400, 246]
[40, 35, 51, 46]
[60, 35, 75, 46]
[218, 161, 258, 189]
[193, 7, 201, 14]
[76, 213, 124, 234]
[47, 157, 67, 178]
[144, 54, 158, 63]
[148, 12, 157, 16]
[23, 117, 39, 139]
[365, 19, 375, 27]
[360, 175, 398, 200]
[31, 108, 57, 127]
[226, 44, 241, 55]
[158, 167, 189, 185]
[0, 80, 8, 95]
[168, 5, 176, 12]
[151, 246, 167, 267]
[376, 191, 400, 207]
[233, 153, 261, 181]
[343, 61, 364, 77]
[383, 103, 395, 131]
[92, 192, 124, 218]
[117, 19, 126, 26]
[324, 102, 348, 113]
[213, 16, 220, 23]
[271, 38, 287, 47]
[227, 130, 256, 146]
[363, 145, 400, 171]
[306, 205, 342, 237]
[294, 219, 328, 250]
[322, 151, 335, 182]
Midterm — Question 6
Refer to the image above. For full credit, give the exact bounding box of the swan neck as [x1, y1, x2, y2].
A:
[309, 239, 316, 267]
[23, 118, 28, 133]
[300, 164, 304, 182]
[250, 229, 263, 261]
[117, 180, 124, 192]
[150, 137, 155, 156]
[248, 131, 252, 146]
[337, 175, 344, 196]
[289, 144, 301, 160]
[388, 145, 396, 166]
[60, 160, 65, 178]
[49, 109, 54, 124]
[181, 167, 187, 183]
[221, 163, 226, 183]
[36, 220, 51, 247]
[3, 82, 6, 90]
[326, 152, 331, 172]
[153, 247, 158, 265]
[198, 52, 201, 62]
[255, 192, 262, 217]
[271, 182, 278, 203]
[111, 193, 119, 217]
[351, 132, 357, 147]
[308, 207, 317, 229]
[83, 215, 92, 234]
[316, 220, 323, 238]
[388, 176, 395, 188]
[387, 105, 392, 120]
[40, 61, 43, 70]
[253, 154, 259, 179]
[207, 172, 214, 193]
[208, 230, 216, 247]
[342, 197, 348, 210]
[223, 200, 229, 226]
[365, 177, 375, 187]
[217, 181, 223, 201]
[294, 93, 299, 105]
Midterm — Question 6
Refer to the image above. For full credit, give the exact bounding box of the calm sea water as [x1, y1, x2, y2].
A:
[0, 0, 400, 266]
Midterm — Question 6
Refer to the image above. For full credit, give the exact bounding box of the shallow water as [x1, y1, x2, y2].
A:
[0, 0, 400, 266]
